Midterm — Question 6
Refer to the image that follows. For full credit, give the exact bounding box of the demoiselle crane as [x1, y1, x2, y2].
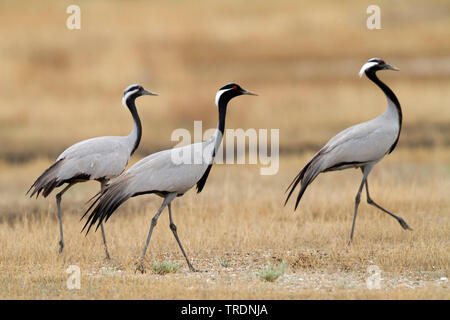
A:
[82, 83, 257, 272]
[285, 58, 412, 242]
[27, 84, 157, 258]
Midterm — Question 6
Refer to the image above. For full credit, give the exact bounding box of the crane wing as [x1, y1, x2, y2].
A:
[28, 136, 131, 198]
[286, 116, 398, 209]
[82, 141, 213, 233]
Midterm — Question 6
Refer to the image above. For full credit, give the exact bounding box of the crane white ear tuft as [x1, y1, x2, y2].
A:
[215, 89, 229, 107]
[359, 61, 378, 78]
[122, 88, 140, 107]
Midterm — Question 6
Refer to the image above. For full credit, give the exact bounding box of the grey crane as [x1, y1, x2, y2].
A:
[285, 58, 412, 243]
[82, 83, 256, 272]
[27, 84, 157, 258]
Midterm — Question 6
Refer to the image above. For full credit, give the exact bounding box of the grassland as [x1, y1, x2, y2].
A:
[0, 0, 449, 299]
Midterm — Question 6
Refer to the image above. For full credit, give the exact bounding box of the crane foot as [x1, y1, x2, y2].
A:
[135, 263, 146, 274]
[398, 218, 413, 231]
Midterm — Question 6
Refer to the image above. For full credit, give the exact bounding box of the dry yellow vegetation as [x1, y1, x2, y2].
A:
[0, 0, 449, 299]
[0, 150, 449, 299]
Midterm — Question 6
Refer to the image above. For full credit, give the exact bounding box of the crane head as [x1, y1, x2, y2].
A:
[122, 84, 158, 106]
[359, 58, 399, 78]
[215, 83, 257, 107]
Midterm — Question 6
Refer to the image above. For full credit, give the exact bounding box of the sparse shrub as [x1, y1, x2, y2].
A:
[255, 261, 287, 282]
[218, 258, 229, 268]
[151, 261, 180, 275]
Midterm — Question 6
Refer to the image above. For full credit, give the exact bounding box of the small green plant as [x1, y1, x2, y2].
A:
[218, 258, 230, 268]
[151, 261, 180, 275]
[255, 261, 286, 282]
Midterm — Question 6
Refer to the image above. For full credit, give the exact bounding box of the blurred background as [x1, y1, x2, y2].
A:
[1, 0, 449, 158]
[0, 1, 449, 299]
[0, 0, 449, 211]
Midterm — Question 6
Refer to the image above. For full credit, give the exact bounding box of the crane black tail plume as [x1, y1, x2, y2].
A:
[284, 166, 309, 210]
[26, 160, 64, 199]
[285, 151, 324, 210]
[82, 177, 133, 235]
[84, 190, 102, 206]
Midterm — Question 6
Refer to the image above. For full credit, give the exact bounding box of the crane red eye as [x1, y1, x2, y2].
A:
[233, 85, 237, 90]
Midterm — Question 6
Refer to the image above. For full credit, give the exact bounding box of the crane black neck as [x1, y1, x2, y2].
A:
[194, 95, 229, 194]
[217, 102, 227, 136]
[125, 94, 142, 156]
[366, 70, 401, 110]
[366, 70, 403, 154]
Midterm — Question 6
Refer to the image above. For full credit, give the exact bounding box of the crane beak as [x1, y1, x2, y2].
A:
[386, 64, 399, 71]
[241, 89, 258, 96]
[142, 89, 158, 96]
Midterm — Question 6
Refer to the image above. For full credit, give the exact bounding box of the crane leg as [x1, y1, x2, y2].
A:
[99, 181, 111, 260]
[364, 179, 412, 231]
[168, 203, 202, 272]
[55, 183, 75, 254]
[136, 194, 174, 274]
[348, 177, 366, 244]
[99, 223, 110, 260]
[348, 165, 374, 244]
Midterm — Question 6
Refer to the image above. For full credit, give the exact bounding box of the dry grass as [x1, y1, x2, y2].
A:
[0, 0, 449, 299]
[0, 149, 449, 299]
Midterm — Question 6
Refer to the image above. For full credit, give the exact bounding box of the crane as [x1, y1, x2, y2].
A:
[285, 58, 412, 243]
[27, 84, 157, 258]
[82, 83, 256, 272]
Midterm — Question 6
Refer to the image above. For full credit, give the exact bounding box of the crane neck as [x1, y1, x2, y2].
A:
[124, 96, 142, 156]
[217, 101, 227, 136]
[194, 99, 228, 193]
[366, 70, 403, 153]
[211, 101, 227, 155]
[366, 70, 401, 116]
